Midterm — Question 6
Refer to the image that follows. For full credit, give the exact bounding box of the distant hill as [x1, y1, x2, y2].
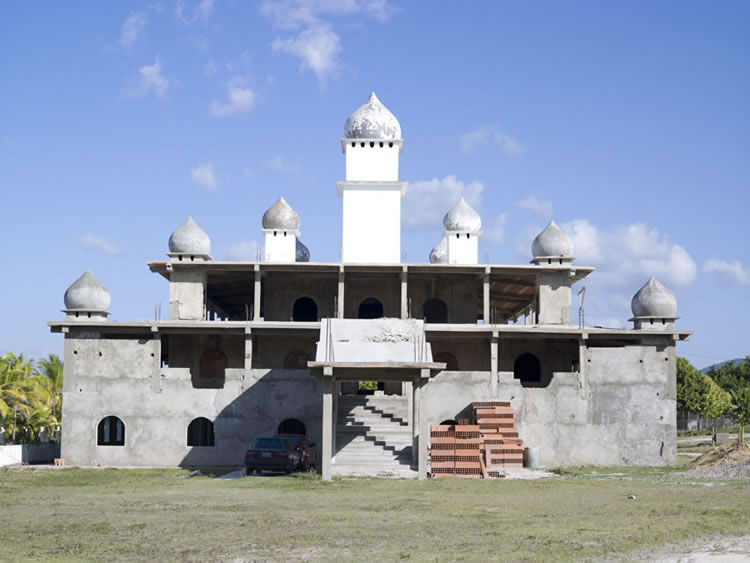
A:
[701, 358, 745, 374]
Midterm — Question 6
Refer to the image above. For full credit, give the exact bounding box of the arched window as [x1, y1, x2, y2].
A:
[292, 297, 318, 321]
[423, 298, 448, 323]
[283, 350, 310, 369]
[434, 352, 458, 371]
[97, 416, 125, 446]
[514, 353, 541, 385]
[277, 418, 306, 436]
[440, 419, 458, 426]
[187, 417, 215, 447]
[358, 297, 383, 319]
[200, 349, 227, 380]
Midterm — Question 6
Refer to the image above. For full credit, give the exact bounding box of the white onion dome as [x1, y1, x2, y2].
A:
[631, 276, 677, 317]
[64, 269, 111, 311]
[344, 92, 401, 140]
[429, 236, 448, 264]
[296, 239, 310, 262]
[168, 216, 211, 255]
[443, 198, 481, 234]
[531, 220, 573, 258]
[262, 197, 300, 231]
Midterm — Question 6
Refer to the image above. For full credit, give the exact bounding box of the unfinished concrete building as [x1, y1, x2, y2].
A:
[50, 92, 691, 479]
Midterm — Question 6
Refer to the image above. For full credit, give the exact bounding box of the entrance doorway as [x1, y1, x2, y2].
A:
[358, 297, 383, 319]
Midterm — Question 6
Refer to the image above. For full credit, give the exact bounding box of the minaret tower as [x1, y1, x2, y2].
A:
[337, 92, 407, 263]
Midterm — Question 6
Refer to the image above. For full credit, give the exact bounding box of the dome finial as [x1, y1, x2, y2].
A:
[531, 220, 574, 264]
[631, 276, 677, 318]
[262, 196, 300, 231]
[443, 198, 481, 234]
[168, 216, 211, 260]
[63, 269, 111, 319]
[429, 236, 448, 264]
[344, 92, 401, 140]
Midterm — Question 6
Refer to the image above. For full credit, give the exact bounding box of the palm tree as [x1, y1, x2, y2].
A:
[0, 353, 36, 443]
[35, 354, 63, 437]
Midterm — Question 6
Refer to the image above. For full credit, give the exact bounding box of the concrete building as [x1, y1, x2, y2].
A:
[49, 92, 691, 479]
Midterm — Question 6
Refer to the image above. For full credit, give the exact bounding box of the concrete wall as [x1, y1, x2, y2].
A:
[343, 273, 401, 318]
[169, 270, 206, 320]
[408, 276, 478, 323]
[421, 339, 677, 467]
[262, 272, 337, 321]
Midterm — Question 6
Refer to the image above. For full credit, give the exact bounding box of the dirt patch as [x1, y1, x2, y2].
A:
[617, 534, 750, 562]
[678, 443, 750, 480]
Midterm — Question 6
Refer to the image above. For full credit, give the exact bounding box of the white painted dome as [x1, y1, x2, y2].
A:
[262, 197, 300, 231]
[443, 198, 481, 234]
[296, 239, 310, 262]
[631, 276, 677, 317]
[532, 220, 573, 258]
[344, 92, 401, 140]
[64, 269, 111, 311]
[168, 216, 211, 255]
[429, 236, 448, 264]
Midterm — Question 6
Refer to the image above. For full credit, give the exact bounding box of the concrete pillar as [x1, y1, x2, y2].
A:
[416, 380, 429, 480]
[253, 265, 261, 321]
[483, 267, 490, 324]
[490, 333, 498, 398]
[337, 267, 345, 319]
[400, 267, 408, 319]
[411, 379, 419, 466]
[151, 331, 162, 393]
[244, 328, 253, 370]
[332, 382, 338, 462]
[321, 372, 333, 481]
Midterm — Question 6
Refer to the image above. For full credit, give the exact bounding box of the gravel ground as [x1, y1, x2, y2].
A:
[619, 534, 750, 562]
[678, 459, 750, 480]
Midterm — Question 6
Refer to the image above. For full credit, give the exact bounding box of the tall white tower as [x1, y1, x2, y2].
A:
[443, 198, 482, 264]
[337, 92, 407, 263]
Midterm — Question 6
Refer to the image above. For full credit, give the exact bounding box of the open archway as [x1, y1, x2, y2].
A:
[514, 353, 542, 386]
[97, 416, 125, 446]
[358, 297, 383, 319]
[292, 297, 318, 321]
[187, 417, 215, 447]
[423, 298, 448, 323]
[278, 418, 306, 436]
[434, 352, 458, 371]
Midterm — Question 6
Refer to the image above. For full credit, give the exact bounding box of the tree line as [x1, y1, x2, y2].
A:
[677, 356, 750, 443]
[0, 353, 63, 445]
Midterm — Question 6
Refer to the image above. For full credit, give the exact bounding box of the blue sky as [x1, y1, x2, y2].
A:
[1, 1, 748, 368]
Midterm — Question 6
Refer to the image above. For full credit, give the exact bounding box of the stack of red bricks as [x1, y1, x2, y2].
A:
[429, 423, 484, 478]
[472, 401, 524, 469]
[428, 401, 523, 479]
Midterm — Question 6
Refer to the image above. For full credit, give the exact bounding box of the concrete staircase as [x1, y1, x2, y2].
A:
[333, 394, 416, 478]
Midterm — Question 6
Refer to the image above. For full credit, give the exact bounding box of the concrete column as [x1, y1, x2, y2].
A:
[332, 382, 338, 462]
[151, 331, 162, 393]
[337, 267, 345, 319]
[490, 333, 498, 398]
[578, 337, 588, 399]
[411, 379, 419, 466]
[244, 328, 253, 370]
[400, 267, 408, 319]
[253, 265, 261, 321]
[417, 380, 429, 480]
[483, 267, 490, 324]
[321, 372, 333, 481]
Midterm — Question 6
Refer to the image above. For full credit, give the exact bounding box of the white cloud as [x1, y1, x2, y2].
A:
[222, 240, 260, 261]
[483, 213, 508, 245]
[176, 0, 214, 23]
[191, 162, 217, 190]
[80, 234, 122, 256]
[262, 1, 394, 81]
[460, 125, 523, 156]
[119, 12, 147, 48]
[704, 258, 750, 287]
[209, 76, 256, 117]
[517, 195, 553, 217]
[272, 25, 341, 81]
[402, 175, 483, 230]
[124, 58, 169, 98]
[266, 155, 301, 174]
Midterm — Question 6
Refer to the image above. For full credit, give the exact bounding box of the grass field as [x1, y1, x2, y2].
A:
[1, 466, 748, 561]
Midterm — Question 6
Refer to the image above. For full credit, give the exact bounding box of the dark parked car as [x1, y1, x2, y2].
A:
[245, 437, 301, 475]
[275, 434, 317, 470]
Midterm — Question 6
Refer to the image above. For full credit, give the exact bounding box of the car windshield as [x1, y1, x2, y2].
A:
[250, 438, 287, 450]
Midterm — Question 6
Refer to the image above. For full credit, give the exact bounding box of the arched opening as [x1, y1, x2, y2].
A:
[283, 350, 310, 369]
[358, 297, 383, 319]
[434, 352, 458, 371]
[97, 416, 125, 446]
[423, 298, 448, 323]
[187, 417, 215, 447]
[514, 353, 542, 387]
[277, 418, 306, 436]
[292, 297, 318, 321]
[440, 419, 458, 426]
